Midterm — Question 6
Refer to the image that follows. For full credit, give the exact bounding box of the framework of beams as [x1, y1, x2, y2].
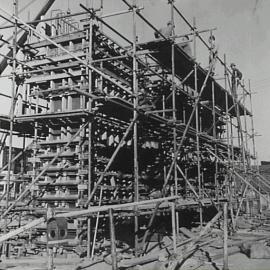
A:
[0, 0, 266, 268]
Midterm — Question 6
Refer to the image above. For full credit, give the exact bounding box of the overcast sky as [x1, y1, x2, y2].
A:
[0, 0, 269, 162]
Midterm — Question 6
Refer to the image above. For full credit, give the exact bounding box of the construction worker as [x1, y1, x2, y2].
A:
[208, 34, 218, 75]
[231, 63, 242, 98]
[154, 21, 174, 39]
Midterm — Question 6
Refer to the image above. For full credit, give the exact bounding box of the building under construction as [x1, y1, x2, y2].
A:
[0, 0, 269, 269]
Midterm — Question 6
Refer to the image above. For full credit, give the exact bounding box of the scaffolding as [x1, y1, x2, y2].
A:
[0, 0, 267, 269]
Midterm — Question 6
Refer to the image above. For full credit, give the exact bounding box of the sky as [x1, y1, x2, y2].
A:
[0, 0, 269, 162]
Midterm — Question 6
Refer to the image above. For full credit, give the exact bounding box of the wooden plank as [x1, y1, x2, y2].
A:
[0, 196, 179, 244]
[32, 60, 81, 74]
[26, 51, 86, 67]
[15, 110, 91, 122]
[36, 195, 78, 201]
[179, 227, 196, 238]
[0, 217, 45, 243]
[25, 70, 81, 83]
[28, 31, 86, 49]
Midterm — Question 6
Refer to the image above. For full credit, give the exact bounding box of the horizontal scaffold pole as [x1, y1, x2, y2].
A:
[0, 195, 180, 244]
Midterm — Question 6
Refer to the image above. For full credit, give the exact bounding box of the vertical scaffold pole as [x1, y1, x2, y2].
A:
[225, 66, 235, 173]
[241, 85, 251, 214]
[224, 55, 235, 229]
[132, 0, 139, 256]
[87, 10, 93, 258]
[171, 202, 177, 253]
[248, 80, 257, 169]
[109, 209, 118, 270]
[193, 17, 203, 228]
[4, 0, 18, 258]
[242, 87, 249, 159]
[223, 201, 229, 270]
[170, 0, 179, 240]
[212, 81, 218, 199]
[224, 55, 231, 165]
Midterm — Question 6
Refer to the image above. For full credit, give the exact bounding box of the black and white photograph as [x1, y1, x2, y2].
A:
[0, 0, 269, 269]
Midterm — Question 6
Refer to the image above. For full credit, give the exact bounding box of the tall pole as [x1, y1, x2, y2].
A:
[4, 0, 18, 258]
[171, 202, 177, 253]
[7, 0, 17, 209]
[224, 54, 235, 228]
[242, 84, 250, 217]
[109, 209, 118, 270]
[212, 81, 218, 199]
[242, 87, 249, 156]
[248, 80, 257, 169]
[223, 201, 229, 270]
[193, 17, 203, 228]
[170, 0, 179, 240]
[234, 82, 246, 172]
[87, 10, 93, 258]
[132, 0, 139, 256]
[224, 55, 231, 165]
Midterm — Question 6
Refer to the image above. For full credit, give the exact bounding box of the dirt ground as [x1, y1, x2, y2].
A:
[194, 253, 270, 270]
[1, 252, 270, 270]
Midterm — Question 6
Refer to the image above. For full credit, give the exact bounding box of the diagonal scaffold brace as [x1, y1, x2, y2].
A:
[140, 56, 217, 253]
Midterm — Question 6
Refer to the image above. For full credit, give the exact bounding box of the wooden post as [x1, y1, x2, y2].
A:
[248, 80, 257, 168]
[47, 207, 54, 270]
[109, 209, 117, 270]
[170, 0, 180, 240]
[47, 248, 54, 270]
[132, 0, 140, 256]
[91, 187, 103, 259]
[171, 202, 177, 253]
[193, 17, 203, 228]
[223, 202, 229, 270]
[245, 198, 250, 216]
[3, 0, 18, 258]
[212, 81, 219, 201]
[87, 5, 93, 259]
[258, 195, 262, 215]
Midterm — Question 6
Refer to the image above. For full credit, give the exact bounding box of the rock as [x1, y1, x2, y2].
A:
[250, 243, 270, 259]
[236, 217, 253, 229]
[241, 242, 270, 259]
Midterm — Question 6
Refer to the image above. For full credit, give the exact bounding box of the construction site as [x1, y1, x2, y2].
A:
[0, 0, 269, 269]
